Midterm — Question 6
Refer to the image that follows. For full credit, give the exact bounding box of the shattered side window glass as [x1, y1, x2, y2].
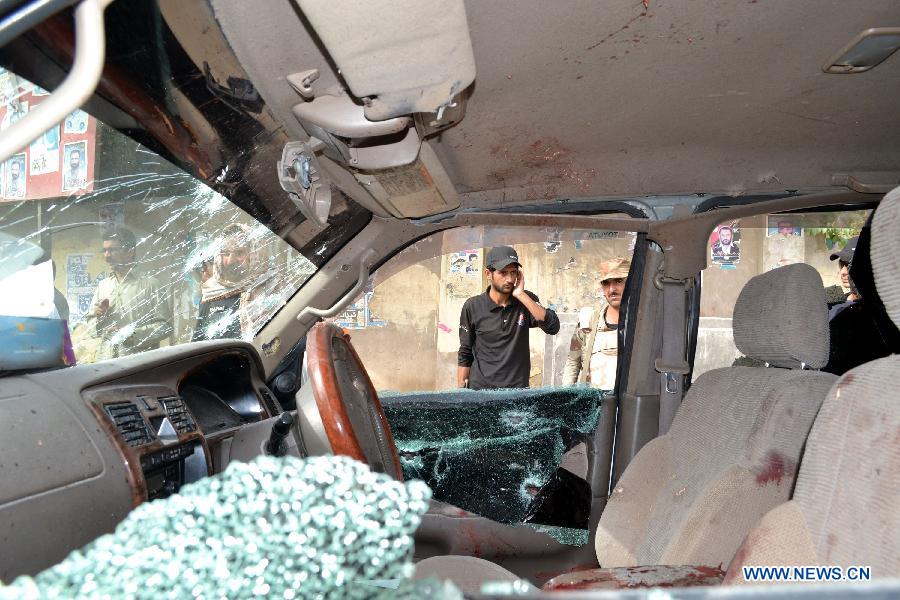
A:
[0, 69, 320, 366]
[382, 387, 605, 532]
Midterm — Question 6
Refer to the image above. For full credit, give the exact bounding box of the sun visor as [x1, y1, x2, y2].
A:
[295, 0, 476, 121]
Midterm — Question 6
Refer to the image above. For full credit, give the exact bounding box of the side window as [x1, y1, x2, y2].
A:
[695, 209, 871, 379]
[330, 225, 636, 532]
[337, 226, 636, 392]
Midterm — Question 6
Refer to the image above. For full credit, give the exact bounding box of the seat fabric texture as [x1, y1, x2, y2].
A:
[595, 263, 836, 569]
[725, 187, 900, 582]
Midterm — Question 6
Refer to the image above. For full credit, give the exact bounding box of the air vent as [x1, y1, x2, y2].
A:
[159, 396, 196, 434]
[105, 402, 152, 447]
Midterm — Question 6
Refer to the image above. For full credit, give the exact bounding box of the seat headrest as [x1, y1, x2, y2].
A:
[733, 263, 829, 369]
[872, 185, 900, 328]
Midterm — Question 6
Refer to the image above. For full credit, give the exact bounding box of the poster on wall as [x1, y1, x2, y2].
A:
[710, 221, 741, 268]
[0, 68, 97, 200]
[29, 125, 60, 175]
[65, 253, 99, 324]
[764, 216, 805, 271]
[766, 215, 803, 237]
[99, 202, 124, 231]
[1, 100, 27, 131]
[332, 291, 386, 330]
[0, 70, 18, 104]
[64, 109, 89, 134]
[449, 250, 480, 276]
[62, 140, 88, 191]
[3, 153, 26, 198]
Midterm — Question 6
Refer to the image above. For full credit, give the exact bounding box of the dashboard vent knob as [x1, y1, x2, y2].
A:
[158, 396, 196, 434]
[104, 402, 152, 447]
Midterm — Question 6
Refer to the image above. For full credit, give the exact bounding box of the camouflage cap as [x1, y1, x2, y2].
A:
[599, 257, 631, 282]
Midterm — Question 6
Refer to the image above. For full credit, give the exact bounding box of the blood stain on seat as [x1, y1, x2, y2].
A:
[755, 451, 793, 486]
[544, 564, 725, 590]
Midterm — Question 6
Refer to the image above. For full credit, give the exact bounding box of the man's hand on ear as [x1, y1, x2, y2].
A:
[512, 268, 525, 298]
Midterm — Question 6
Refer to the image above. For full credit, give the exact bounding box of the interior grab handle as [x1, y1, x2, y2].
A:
[296, 249, 376, 322]
[0, 0, 116, 163]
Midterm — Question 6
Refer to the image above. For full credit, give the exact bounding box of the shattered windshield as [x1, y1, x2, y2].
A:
[0, 69, 355, 368]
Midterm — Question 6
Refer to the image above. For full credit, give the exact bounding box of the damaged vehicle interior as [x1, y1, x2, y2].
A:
[0, 0, 898, 596]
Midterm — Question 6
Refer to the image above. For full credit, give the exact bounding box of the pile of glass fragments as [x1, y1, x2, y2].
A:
[0, 455, 461, 599]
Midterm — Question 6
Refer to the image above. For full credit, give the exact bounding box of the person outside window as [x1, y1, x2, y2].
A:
[193, 224, 253, 341]
[457, 246, 560, 390]
[830, 235, 860, 308]
[562, 257, 630, 389]
[85, 227, 173, 360]
[193, 223, 292, 341]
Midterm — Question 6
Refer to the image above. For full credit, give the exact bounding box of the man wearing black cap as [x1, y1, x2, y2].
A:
[824, 224, 898, 375]
[457, 246, 560, 390]
[829, 235, 860, 306]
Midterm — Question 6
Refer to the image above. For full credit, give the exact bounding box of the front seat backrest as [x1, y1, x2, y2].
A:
[595, 263, 837, 569]
[725, 187, 900, 581]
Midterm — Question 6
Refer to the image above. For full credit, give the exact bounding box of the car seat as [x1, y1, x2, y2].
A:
[593, 263, 836, 568]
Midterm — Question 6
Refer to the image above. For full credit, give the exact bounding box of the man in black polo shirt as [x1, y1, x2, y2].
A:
[457, 246, 561, 389]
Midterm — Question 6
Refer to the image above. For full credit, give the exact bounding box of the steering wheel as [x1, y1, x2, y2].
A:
[305, 322, 404, 480]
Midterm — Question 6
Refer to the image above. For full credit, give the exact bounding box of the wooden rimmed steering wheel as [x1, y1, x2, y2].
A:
[305, 322, 404, 480]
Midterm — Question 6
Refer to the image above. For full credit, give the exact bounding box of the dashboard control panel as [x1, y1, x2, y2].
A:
[84, 383, 213, 506]
[82, 350, 273, 507]
[139, 442, 207, 500]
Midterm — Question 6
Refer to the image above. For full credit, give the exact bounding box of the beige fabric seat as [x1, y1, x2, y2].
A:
[725, 189, 900, 582]
[594, 262, 836, 569]
[415, 263, 837, 588]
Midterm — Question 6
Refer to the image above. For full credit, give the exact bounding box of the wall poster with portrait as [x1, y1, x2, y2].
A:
[29, 125, 60, 175]
[0, 68, 97, 199]
[62, 141, 88, 192]
[64, 109, 89, 134]
[3, 153, 26, 198]
[448, 250, 480, 277]
[710, 220, 741, 268]
[1, 100, 27, 131]
[766, 215, 803, 238]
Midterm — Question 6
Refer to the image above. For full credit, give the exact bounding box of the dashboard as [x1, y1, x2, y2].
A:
[84, 352, 286, 505]
[0, 340, 301, 582]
